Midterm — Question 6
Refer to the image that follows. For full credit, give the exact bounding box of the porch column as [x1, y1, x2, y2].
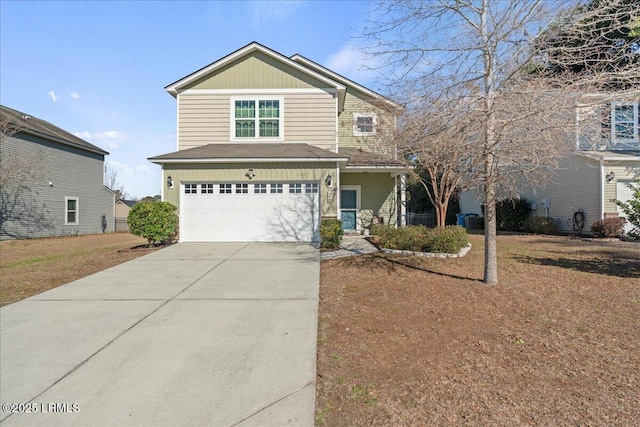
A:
[400, 173, 407, 227]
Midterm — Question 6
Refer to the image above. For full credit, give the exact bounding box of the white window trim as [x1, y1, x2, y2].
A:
[65, 196, 79, 225]
[230, 96, 284, 141]
[611, 101, 639, 142]
[353, 112, 377, 136]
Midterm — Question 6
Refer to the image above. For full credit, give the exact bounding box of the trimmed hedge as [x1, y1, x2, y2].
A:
[496, 197, 531, 231]
[320, 218, 344, 249]
[373, 225, 468, 254]
[127, 201, 178, 246]
[524, 216, 557, 234]
[590, 217, 626, 238]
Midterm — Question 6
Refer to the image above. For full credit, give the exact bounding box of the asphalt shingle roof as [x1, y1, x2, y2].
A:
[1, 105, 108, 156]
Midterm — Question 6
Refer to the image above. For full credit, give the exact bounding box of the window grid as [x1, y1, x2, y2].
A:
[305, 183, 319, 194]
[235, 184, 248, 194]
[289, 183, 303, 194]
[201, 184, 214, 194]
[185, 184, 198, 194]
[233, 98, 280, 139]
[270, 183, 283, 194]
[254, 184, 267, 194]
[219, 184, 232, 194]
[65, 197, 79, 225]
[612, 102, 639, 141]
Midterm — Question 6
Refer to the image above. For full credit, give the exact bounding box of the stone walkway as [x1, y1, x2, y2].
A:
[321, 235, 378, 260]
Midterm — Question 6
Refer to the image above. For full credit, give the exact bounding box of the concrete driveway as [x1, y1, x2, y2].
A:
[0, 243, 320, 426]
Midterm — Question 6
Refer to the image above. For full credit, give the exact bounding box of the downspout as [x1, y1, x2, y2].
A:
[599, 159, 605, 220]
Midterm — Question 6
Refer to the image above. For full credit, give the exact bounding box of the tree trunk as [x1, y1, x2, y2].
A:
[483, 179, 498, 285]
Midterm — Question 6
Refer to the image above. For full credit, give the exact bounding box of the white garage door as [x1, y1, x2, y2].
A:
[180, 182, 320, 242]
[617, 181, 636, 235]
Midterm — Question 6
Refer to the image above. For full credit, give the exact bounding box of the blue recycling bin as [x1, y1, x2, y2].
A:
[456, 213, 465, 226]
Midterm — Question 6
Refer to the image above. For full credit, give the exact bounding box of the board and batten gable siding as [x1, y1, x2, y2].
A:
[0, 133, 115, 239]
[604, 162, 640, 212]
[162, 162, 337, 216]
[522, 153, 602, 234]
[183, 51, 330, 91]
[338, 90, 396, 151]
[340, 172, 397, 226]
[177, 91, 336, 151]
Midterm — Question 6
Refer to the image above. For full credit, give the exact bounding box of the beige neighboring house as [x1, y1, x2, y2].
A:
[149, 42, 406, 243]
[114, 199, 137, 232]
[460, 91, 640, 235]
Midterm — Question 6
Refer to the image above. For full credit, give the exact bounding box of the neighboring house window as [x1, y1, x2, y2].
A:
[201, 184, 214, 194]
[254, 184, 267, 194]
[185, 184, 198, 194]
[270, 183, 283, 194]
[289, 183, 303, 194]
[611, 102, 639, 141]
[233, 98, 282, 139]
[220, 184, 232, 194]
[235, 183, 248, 194]
[65, 197, 79, 225]
[353, 113, 376, 136]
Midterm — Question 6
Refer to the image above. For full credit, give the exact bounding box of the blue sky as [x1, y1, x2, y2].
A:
[1, 0, 380, 198]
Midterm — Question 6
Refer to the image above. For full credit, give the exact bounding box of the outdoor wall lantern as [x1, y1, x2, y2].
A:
[606, 171, 615, 183]
[325, 174, 332, 187]
[246, 168, 256, 179]
[167, 175, 174, 188]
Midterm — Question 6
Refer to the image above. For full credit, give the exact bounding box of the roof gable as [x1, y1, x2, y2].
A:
[165, 42, 346, 97]
[0, 105, 108, 156]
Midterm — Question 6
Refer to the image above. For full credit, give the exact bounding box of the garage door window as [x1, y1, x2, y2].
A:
[254, 184, 267, 193]
[235, 184, 248, 193]
[220, 184, 232, 194]
[270, 184, 283, 194]
[305, 183, 319, 194]
[185, 184, 197, 194]
[201, 184, 214, 194]
[289, 183, 303, 194]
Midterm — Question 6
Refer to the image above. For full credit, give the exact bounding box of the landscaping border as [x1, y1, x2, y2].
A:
[380, 243, 472, 258]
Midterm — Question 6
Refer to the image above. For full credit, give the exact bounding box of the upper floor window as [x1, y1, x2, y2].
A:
[233, 98, 282, 139]
[611, 102, 639, 142]
[353, 113, 376, 136]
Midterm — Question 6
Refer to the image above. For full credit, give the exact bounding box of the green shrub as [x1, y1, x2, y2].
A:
[423, 226, 469, 253]
[496, 197, 531, 231]
[376, 225, 468, 254]
[320, 218, 343, 249]
[127, 201, 178, 245]
[525, 216, 557, 234]
[370, 223, 392, 237]
[590, 218, 626, 238]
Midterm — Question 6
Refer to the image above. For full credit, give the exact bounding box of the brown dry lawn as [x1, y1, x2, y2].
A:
[0, 233, 153, 306]
[316, 234, 640, 426]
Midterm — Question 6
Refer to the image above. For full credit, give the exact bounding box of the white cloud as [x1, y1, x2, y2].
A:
[75, 130, 125, 149]
[70, 92, 80, 99]
[48, 90, 58, 102]
[326, 43, 380, 85]
[135, 164, 151, 174]
[248, 0, 303, 28]
[106, 160, 160, 199]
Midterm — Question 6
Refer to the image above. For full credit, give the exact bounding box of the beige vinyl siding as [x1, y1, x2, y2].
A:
[163, 162, 336, 215]
[338, 90, 396, 152]
[184, 52, 328, 91]
[604, 162, 640, 212]
[521, 153, 602, 233]
[177, 91, 336, 151]
[340, 172, 396, 226]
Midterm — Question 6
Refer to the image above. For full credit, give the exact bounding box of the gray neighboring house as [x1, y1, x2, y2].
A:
[0, 105, 115, 239]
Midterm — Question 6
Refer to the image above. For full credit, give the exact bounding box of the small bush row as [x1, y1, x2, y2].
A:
[524, 216, 557, 234]
[127, 201, 178, 246]
[371, 225, 468, 254]
[590, 217, 626, 238]
[320, 218, 344, 249]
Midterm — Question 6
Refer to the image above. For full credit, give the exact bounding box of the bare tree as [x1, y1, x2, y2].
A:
[104, 162, 130, 200]
[359, 0, 618, 284]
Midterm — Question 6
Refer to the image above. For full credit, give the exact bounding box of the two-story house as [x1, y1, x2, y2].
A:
[1, 105, 115, 239]
[460, 92, 640, 235]
[149, 42, 406, 243]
